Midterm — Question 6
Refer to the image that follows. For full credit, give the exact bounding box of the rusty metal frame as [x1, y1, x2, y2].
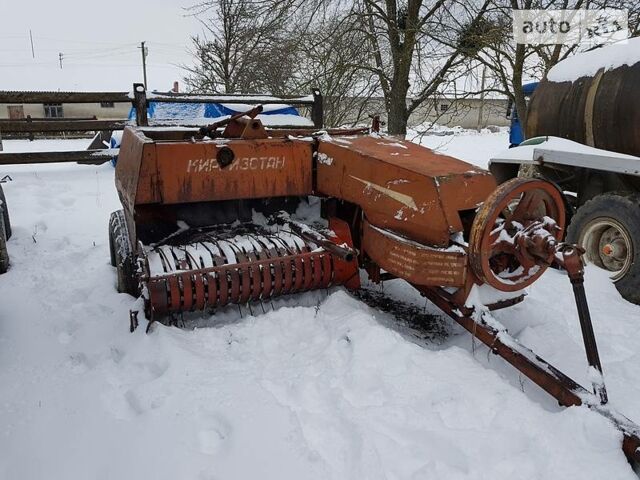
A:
[0, 150, 115, 165]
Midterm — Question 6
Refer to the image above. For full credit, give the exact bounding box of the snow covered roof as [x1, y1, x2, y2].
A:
[547, 37, 640, 82]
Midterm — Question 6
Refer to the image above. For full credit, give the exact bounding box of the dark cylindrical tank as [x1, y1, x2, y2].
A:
[526, 53, 640, 157]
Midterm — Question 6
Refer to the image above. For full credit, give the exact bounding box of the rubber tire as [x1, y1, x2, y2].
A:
[566, 192, 640, 305]
[108, 209, 139, 296]
[0, 184, 11, 240]
[0, 212, 9, 274]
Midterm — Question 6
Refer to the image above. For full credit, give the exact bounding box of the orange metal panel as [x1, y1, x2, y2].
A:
[327, 217, 360, 290]
[142, 138, 313, 204]
[316, 135, 496, 246]
[115, 127, 149, 213]
[361, 220, 467, 287]
[115, 128, 159, 244]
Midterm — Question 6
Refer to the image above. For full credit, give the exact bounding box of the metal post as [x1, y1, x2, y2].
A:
[477, 65, 487, 132]
[311, 89, 323, 129]
[133, 83, 148, 127]
[140, 41, 148, 90]
[27, 115, 33, 142]
[559, 245, 608, 405]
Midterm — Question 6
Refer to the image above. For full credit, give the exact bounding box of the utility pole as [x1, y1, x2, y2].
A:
[477, 65, 487, 132]
[59, 52, 63, 69]
[29, 29, 35, 58]
[139, 41, 148, 89]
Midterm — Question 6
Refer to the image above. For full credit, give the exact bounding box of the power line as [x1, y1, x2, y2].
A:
[0, 61, 180, 68]
[64, 49, 139, 61]
[0, 61, 59, 67]
[33, 36, 139, 46]
[57, 45, 138, 56]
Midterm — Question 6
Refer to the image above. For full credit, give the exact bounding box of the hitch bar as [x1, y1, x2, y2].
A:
[418, 285, 640, 464]
[417, 240, 640, 465]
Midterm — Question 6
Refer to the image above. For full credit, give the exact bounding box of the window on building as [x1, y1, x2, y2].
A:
[440, 103, 449, 113]
[43, 103, 63, 118]
[100, 102, 115, 108]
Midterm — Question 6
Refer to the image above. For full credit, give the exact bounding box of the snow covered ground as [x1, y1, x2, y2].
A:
[0, 132, 639, 479]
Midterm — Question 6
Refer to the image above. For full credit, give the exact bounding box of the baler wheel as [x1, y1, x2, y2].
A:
[108, 210, 139, 296]
[0, 212, 9, 274]
[0, 185, 11, 240]
[469, 178, 565, 291]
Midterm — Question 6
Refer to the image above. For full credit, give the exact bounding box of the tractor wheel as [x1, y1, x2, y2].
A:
[0, 184, 11, 240]
[108, 209, 139, 296]
[0, 212, 9, 274]
[567, 192, 640, 305]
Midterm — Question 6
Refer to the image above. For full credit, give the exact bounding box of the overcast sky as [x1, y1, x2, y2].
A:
[0, 0, 202, 91]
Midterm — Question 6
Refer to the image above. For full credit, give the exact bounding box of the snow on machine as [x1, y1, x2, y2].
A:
[109, 105, 640, 465]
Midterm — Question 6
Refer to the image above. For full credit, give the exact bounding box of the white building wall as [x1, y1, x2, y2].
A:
[0, 102, 130, 120]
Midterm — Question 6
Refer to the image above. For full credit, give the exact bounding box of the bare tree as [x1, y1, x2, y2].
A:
[293, 12, 380, 126]
[183, 0, 304, 94]
[343, 0, 493, 135]
[184, 0, 380, 127]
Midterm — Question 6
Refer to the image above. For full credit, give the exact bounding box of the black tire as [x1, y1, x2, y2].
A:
[108, 216, 117, 268]
[0, 184, 11, 240]
[0, 213, 9, 274]
[108, 209, 139, 296]
[567, 192, 640, 305]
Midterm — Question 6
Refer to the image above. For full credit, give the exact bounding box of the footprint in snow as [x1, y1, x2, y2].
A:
[58, 197, 75, 207]
[139, 359, 170, 380]
[124, 390, 145, 415]
[198, 414, 232, 455]
[198, 429, 227, 455]
[57, 331, 73, 345]
[67, 352, 93, 374]
[109, 347, 124, 364]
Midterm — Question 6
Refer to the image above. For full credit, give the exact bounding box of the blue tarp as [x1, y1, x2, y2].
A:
[128, 102, 299, 121]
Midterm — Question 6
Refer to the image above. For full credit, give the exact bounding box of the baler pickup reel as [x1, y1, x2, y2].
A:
[139, 218, 359, 327]
[110, 108, 640, 464]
